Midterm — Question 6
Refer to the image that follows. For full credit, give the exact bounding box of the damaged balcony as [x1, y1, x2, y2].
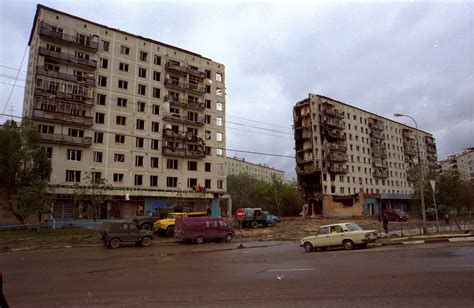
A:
[294, 127, 312, 141]
[323, 117, 345, 130]
[296, 164, 321, 175]
[326, 141, 347, 152]
[372, 159, 388, 169]
[36, 66, 95, 86]
[326, 152, 348, 162]
[402, 129, 415, 139]
[327, 164, 349, 174]
[373, 168, 389, 179]
[32, 109, 93, 127]
[163, 113, 205, 126]
[372, 148, 388, 159]
[425, 136, 436, 145]
[369, 130, 385, 140]
[321, 102, 344, 119]
[39, 133, 92, 147]
[426, 144, 437, 154]
[35, 76, 94, 105]
[38, 47, 97, 69]
[162, 145, 205, 159]
[164, 95, 205, 111]
[165, 60, 207, 79]
[404, 146, 417, 156]
[39, 22, 99, 51]
[427, 153, 438, 161]
[326, 129, 346, 140]
[368, 119, 384, 131]
[164, 78, 206, 94]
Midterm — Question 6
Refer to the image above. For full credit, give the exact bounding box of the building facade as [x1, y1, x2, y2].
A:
[293, 93, 437, 218]
[439, 148, 474, 181]
[225, 156, 284, 183]
[22, 5, 227, 220]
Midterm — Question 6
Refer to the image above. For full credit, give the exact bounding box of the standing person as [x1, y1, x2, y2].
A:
[444, 212, 450, 225]
[383, 215, 389, 234]
[206, 205, 211, 216]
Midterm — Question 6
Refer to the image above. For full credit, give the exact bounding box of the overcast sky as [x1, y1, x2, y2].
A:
[0, 0, 472, 180]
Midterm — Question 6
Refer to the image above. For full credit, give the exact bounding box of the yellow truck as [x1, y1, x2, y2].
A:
[153, 212, 207, 236]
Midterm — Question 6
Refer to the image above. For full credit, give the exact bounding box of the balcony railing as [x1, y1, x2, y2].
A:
[38, 47, 97, 69]
[368, 121, 384, 131]
[372, 160, 388, 169]
[321, 104, 344, 119]
[326, 152, 348, 162]
[425, 136, 436, 145]
[372, 150, 388, 159]
[296, 165, 320, 175]
[164, 78, 206, 94]
[39, 133, 92, 147]
[36, 66, 95, 86]
[164, 95, 205, 110]
[323, 117, 345, 129]
[39, 22, 99, 51]
[165, 61, 207, 78]
[162, 146, 205, 158]
[426, 144, 437, 154]
[404, 146, 417, 156]
[402, 129, 414, 139]
[373, 168, 389, 178]
[326, 130, 346, 140]
[294, 128, 312, 141]
[427, 153, 438, 162]
[369, 131, 385, 140]
[32, 109, 93, 127]
[296, 156, 313, 164]
[326, 142, 347, 152]
[34, 88, 94, 105]
[163, 113, 205, 126]
[327, 164, 349, 174]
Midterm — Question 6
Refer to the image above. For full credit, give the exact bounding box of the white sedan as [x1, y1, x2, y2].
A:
[300, 222, 378, 252]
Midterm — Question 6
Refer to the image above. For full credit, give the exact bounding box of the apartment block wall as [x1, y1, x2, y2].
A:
[440, 148, 474, 181]
[23, 5, 227, 197]
[225, 157, 285, 183]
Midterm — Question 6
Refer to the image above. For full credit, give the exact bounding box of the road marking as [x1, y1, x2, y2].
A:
[403, 240, 425, 245]
[449, 237, 474, 242]
[268, 268, 316, 272]
[433, 265, 474, 267]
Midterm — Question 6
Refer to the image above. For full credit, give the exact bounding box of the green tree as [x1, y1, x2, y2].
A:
[16, 179, 53, 233]
[0, 120, 52, 223]
[73, 172, 113, 220]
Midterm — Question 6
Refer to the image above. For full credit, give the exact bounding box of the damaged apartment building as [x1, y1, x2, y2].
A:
[20, 5, 227, 221]
[293, 94, 438, 218]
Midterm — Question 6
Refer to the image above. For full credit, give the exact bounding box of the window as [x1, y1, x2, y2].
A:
[46, 44, 61, 52]
[205, 163, 211, 172]
[114, 153, 125, 162]
[115, 134, 125, 144]
[139, 51, 148, 62]
[167, 159, 178, 169]
[151, 157, 159, 168]
[216, 132, 223, 142]
[153, 71, 160, 81]
[205, 179, 211, 189]
[205, 85, 211, 94]
[216, 102, 223, 111]
[38, 125, 54, 134]
[98, 75, 107, 87]
[152, 104, 160, 115]
[113, 173, 124, 183]
[136, 137, 144, 148]
[119, 62, 129, 71]
[138, 67, 147, 78]
[94, 132, 104, 143]
[150, 175, 158, 187]
[93, 151, 103, 163]
[152, 87, 160, 98]
[66, 170, 81, 182]
[205, 99, 211, 109]
[120, 45, 130, 55]
[100, 58, 108, 69]
[41, 146, 53, 159]
[136, 119, 145, 130]
[167, 177, 178, 188]
[97, 93, 106, 105]
[151, 139, 159, 150]
[117, 97, 127, 107]
[205, 147, 211, 155]
[74, 51, 90, 60]
[205, 130, 211, 140]
[116, 116, 126, 125]
[137, 101, 146, 112]
[216, 148, 223, 156]
[153, 55, 161, 65]
[216, 73, 222, 82]
[216, 88, 223, 96]
[216, 117, 223, 126]
[95, 112, 105, 124]
[188, 161, 198, 171]
[101, 40, 110, 52]
[67, 149, 82, 161]
[138, 84, 146, 95]
[205, 70, 211, 79]
[91, 172, 102, 184]
[152, 121, 160, 132]
[188, 178, 198, 188]
[217, 180, 224, 190]
[135, 155, 144, 167]
[205, 115, 211, 124]
[118, 80, 128, 89]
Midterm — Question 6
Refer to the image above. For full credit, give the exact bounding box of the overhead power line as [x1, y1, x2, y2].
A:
[227, 114, 291, 130]
[1, 46, 28, 115]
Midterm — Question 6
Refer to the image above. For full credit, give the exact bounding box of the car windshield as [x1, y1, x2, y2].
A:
[346, 223, 362, 231]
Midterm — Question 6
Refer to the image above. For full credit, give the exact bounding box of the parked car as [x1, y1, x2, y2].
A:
[174, 217, 235, 244]
[237, 208, 278, 228]
[299, 222, 378, 252]
[382, 208, 409, 221]
[101, 220, 153, 249]
[154, 211, 207, 236]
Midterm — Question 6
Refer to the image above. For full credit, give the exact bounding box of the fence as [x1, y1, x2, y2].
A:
[378, 219, 474, 237]
[0, 219, 105, 231]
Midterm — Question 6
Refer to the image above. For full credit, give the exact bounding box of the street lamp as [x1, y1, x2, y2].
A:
[394, 113, 427, 234]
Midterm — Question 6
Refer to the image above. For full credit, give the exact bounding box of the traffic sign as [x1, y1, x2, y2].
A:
[236, 209, 245, 220]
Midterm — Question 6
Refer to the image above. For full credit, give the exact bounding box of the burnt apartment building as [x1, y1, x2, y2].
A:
[293, 94, 437, 218]
[21, 5, 227, 220]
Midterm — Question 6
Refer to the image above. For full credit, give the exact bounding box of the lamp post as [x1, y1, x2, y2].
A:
[394, 113, 427, 234]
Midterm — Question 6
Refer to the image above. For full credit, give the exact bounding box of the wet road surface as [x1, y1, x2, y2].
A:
[2, 241, 474, 307]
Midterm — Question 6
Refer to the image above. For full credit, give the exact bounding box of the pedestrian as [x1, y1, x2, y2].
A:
[444, 212, 450, 225]
[383, 215, 389, 234]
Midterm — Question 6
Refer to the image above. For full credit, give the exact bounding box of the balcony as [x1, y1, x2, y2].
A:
[404, 146, 417, 156]
[296, 165, 320, 175]
[36, 66, 95, 86]
[372, 150, 388, 159]
[426, 144, 437, 154]
[373, 168, 389, 179]
[39, 22, 99, 51]
[321, 103, 344, 119]
[165, 95, 205, 111]
[38, 47, 97, 69]
[323, 117, 345, 130]
[326, 130, 346, 140]
[427, 153, 438, 162]
[163, 113, 205, 126]
[34, 88, 94, 105]
[39, 133, 92, 147]
[162, 146, 205, 159]
[327, 164, 349, 174]
[164, 78, 206, 94]
[294, 128, 312, 141]
[368, 121, 384, 131]
[402, 129, 415, 139]
[326, 142, 347, 152]
[165, 61, 207, 78]
[32, 109, 93, 127]
[372, 160, 388, 169]
[425, 136, 436, 145]
[326, 152, 348, 162]
[369, 131, 385, 140]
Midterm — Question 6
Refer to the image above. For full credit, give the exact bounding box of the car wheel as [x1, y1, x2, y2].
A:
[303, 242, 314, 253]
[141, 224, 151, 231]
[224, 233, 233, 242]
[166, 226, 174, 237]
[141, 237, 152, 247]
[251, 221, 258, 229]
[109, 238, 121, 249]
[195, 236, 204, 244]
[343, 239, 354, 250]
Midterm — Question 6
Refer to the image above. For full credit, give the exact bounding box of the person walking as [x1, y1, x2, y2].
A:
[383, 215, 389, 234]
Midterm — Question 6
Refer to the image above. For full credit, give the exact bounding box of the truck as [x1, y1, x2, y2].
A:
[236, 208, 280, 228]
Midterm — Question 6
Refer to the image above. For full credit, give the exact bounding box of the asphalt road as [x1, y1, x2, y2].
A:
[2, 241, 474, 307]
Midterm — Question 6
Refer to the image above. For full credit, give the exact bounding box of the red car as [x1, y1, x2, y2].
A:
[382, 209, 408, 221]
